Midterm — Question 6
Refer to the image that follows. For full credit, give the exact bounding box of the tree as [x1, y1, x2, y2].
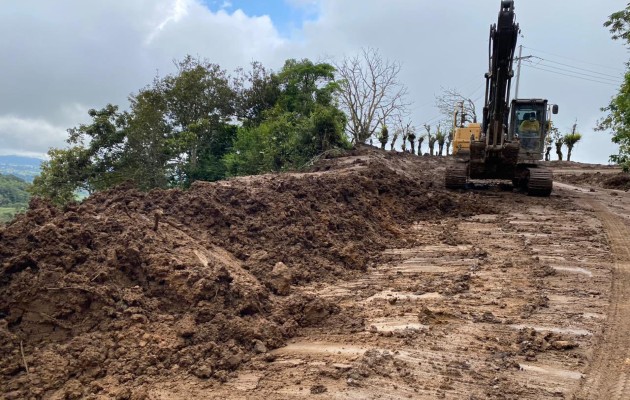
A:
[563, 123, 582, 162]
[30, 147, 91, 205]
[234, 61, 281, 127]
[390, 129, 399, 151]
[436, 125, 446, 156]
[225, 59, 348, 176]
[424, 124, 436, 156]
[417, 134, 426, 156]
[378, 125, 389, 150]
[545, 121, 559, 161]
[32, 57, 349, 205]
[158, 56, 236, 185]
[555, 140, 564, 161]
[407, 129, 417, 154]
[335, 48, 409, 144]
[598, 5, 630, 170]
[445, 129, 454, 156]
[435, 89, 478, 127]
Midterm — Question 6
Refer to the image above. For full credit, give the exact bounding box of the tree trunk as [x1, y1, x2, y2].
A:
[438, 144, 444, 156]
[567, 146, 573, 161]
[555, 142, 563, 161]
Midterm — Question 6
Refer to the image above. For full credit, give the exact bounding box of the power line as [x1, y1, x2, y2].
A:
[522, 45, 626, 74]
[525, 59, 623, 84]
[522, 64, 620, 86]
[533, 57, 623, 80]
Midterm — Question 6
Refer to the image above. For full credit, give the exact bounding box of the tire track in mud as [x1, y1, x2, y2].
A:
[573, 198, 630, 400]
[192, 196, 610, 399]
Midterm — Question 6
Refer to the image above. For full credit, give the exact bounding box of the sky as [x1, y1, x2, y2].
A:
[0, 0, 627, 164]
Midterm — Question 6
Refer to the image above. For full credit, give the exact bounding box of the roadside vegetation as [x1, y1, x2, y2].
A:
[0, 173, 30, 223]
[600, 5, 630, 171]
[31, 49, 414, 206]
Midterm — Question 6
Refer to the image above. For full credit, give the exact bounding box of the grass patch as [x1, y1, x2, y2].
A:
[0, 205, 26, 224]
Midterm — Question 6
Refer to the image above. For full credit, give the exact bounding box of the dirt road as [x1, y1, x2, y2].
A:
[564, 183, 630, 400]
[3, 151, 630, 399]
[149, 166, 628, 399]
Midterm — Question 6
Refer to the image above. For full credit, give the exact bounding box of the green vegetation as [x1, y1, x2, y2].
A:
[563, 123, 582, 162]
[31, 56, 350, 205]
[0, 173, 30, 223]
[599, 5, 630, 170]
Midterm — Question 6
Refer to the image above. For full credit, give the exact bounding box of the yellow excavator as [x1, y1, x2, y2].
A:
[446, 0, 558, 196]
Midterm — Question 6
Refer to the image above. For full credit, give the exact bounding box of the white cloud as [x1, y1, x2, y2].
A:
[0, 116, 68, 157]
[146, 0, 192, 45]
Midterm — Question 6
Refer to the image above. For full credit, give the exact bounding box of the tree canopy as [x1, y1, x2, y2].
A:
[599, 4, 630, 170]
[32, 57, 350, 204]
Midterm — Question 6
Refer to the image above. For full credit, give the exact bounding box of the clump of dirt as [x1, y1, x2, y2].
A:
[517, 328, 578, 361]
[0, 153, 491, 398]
[347, 349, 414, 385]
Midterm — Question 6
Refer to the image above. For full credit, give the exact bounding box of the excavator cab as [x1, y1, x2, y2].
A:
[508, 99, 556, 162]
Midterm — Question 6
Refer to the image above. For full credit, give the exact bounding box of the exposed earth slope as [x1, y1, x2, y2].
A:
[1, 148, 628, 399]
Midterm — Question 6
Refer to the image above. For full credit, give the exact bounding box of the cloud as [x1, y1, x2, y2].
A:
[0, 0, 625, 163]
[0, 116, 68, 157]
[146, 0, 192, 45]
[0, 0, 288, 157]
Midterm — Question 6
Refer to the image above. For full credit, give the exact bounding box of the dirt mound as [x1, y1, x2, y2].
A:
[602, 173, 630, 190]
[0, 155, 490, 398]
[554, 171, 630, 191]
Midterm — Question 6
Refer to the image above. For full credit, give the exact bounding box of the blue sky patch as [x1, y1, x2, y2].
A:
[203, 0, 318, 37]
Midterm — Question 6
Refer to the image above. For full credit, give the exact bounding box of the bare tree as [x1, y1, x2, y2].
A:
[393, 116, 415, 153]
[424, 124, 437, 156]
[445, 129, 453, 156]
[436, 125, 446, 156]
[417, 134, 426, 155]
[336, 48, 410, 144]
[390, 129, 400, 151]
[435, 88, 478, 126]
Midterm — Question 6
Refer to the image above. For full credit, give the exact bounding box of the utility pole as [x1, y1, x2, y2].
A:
[515, 45, 523, 99]
[514, 45, 533, 99]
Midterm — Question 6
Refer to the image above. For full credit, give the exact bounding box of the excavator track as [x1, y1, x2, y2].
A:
[526, 167, 553, 196]
[445, 162, 468, 189]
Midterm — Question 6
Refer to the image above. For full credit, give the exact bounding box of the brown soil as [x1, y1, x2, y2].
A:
[555, 171, 630, 190]
[0, 148, 488, 399]
[2, 147, 630, 399]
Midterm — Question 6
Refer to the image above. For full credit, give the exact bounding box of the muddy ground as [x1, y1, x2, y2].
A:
[1, 148, 629, 399]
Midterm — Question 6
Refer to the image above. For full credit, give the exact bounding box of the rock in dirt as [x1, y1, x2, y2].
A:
[310, 384, 328, 394]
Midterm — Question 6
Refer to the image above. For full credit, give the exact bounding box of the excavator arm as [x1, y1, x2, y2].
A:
[482, 0, 519, 148]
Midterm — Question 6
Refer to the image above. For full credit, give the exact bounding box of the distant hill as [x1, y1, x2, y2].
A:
[0, 155, 43, 182]
[0, 172, 30, 224]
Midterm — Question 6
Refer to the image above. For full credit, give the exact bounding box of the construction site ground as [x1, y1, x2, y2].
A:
[2, 148, 630, 399]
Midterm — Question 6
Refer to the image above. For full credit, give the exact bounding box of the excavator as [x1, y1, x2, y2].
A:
[446, 0, 558, 196]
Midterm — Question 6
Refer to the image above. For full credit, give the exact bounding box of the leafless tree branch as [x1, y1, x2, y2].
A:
[336, 48, 411, 144]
